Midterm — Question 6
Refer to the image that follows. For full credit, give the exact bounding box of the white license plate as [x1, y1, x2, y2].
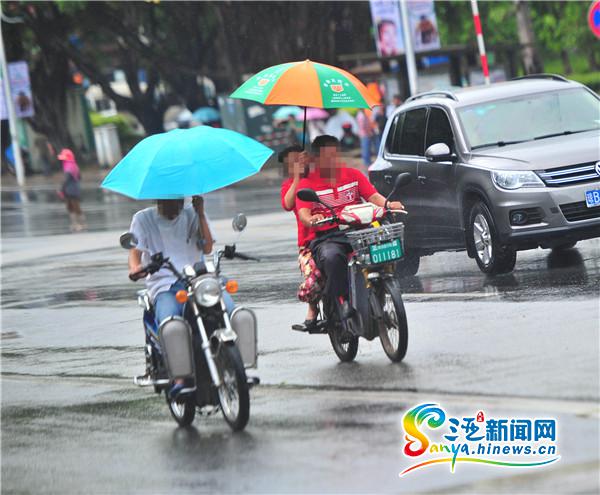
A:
[585, 189, 600, 208]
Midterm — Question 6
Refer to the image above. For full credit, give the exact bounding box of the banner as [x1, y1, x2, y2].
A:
[0, 61, 35, 120]
[369, 0, 405, 57]
[370, 0, 441, 57]
[407, 0, 441, 52]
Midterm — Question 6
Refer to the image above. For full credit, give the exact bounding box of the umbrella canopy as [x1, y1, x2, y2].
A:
[101, 126, 273, 200]
[298, 107, 330, 121]
[273, 105, 302, 120]
[192, 106, 221, 123]
[230, 59, 377, 109]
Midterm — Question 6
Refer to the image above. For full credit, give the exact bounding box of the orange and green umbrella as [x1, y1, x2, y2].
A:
[230, 59, 378, 147]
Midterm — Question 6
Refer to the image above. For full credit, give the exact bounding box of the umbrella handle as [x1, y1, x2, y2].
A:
[302, 106, 307, 150]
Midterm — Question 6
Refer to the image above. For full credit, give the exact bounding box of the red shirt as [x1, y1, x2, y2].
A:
[281, 178, 315, 247]
[296, 167, 378, 233]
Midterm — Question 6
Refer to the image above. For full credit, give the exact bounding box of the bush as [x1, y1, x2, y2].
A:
[568, 72, 600, 93]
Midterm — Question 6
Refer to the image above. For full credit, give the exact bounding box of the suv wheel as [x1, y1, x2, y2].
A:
[468, 202, 516, 275]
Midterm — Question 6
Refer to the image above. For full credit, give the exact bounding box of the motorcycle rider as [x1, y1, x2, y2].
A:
[128, 196, 233, 394]
[296, 135, 404, 320]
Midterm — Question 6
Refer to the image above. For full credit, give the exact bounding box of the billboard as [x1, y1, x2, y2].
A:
[370, 0, 441, 56]
[408, 0, 441, 52]
[0, 61, 35, 120]
[370, 0, 405, 57]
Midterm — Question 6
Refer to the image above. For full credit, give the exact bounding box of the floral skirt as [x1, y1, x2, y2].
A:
[297, 246, 324, 303]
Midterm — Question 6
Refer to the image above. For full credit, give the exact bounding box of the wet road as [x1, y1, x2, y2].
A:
[2, 187, 599, 493]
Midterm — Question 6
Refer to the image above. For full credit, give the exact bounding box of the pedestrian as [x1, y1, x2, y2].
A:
[57, 148, 87, 232]
[386, 94, 402, 119]
[356, 108, 375, 167]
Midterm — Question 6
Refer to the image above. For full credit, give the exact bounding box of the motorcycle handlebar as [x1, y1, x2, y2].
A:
[312, 209, 408, 227]
[235, 251, 260, 262]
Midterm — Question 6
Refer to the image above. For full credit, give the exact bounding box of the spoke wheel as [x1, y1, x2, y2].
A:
[378, 282, 408, 363]
[215, 344, 250, 431]
[166, 393, 195, 427]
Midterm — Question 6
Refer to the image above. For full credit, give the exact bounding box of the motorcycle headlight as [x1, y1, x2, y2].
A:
[193, 277, 221, 307]
[491, 170, 545, 190]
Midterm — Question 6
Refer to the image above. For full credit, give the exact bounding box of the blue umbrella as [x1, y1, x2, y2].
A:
[192, 106, 221, 123]
[273, 106, 302, 120]
[101, 126, 273, 199]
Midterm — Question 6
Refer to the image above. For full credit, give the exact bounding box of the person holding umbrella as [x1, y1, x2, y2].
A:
[101, 125, 274, 394]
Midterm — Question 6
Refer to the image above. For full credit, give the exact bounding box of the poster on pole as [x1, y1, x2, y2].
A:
[369, 0, 405, 57]
[407, 0, 441, 52]
[0, 61, 35, 120]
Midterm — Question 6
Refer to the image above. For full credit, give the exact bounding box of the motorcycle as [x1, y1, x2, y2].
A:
[295, 173, 412, 363]
[120, 213, 259, 431]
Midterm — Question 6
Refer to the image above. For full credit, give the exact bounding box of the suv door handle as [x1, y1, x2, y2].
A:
[417, 175, 427, 184]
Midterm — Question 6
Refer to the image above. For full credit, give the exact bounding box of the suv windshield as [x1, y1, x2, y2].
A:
[457, 87, 600, 150]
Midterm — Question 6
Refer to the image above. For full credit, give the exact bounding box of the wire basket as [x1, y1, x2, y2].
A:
[346, 222, 405, 266]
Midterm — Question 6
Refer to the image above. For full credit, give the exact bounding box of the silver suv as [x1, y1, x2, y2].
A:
[370, 75, 600, 275]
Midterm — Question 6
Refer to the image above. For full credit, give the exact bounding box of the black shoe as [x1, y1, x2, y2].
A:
[304, 318, 318, 330]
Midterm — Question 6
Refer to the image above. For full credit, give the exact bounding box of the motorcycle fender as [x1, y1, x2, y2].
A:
[159, 316, 194, 379]
[230, 307, 258, 369]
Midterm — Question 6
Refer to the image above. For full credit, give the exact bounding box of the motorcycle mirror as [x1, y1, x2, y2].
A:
[386, 173, 412, 201]
[119, 232, 138, 250]
[232, 213, 247, 232]
[297, 188, 319, 203]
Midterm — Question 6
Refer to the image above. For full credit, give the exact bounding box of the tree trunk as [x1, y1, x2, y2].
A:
[560, 49, 572, 75]
[514, 0, 544, 74]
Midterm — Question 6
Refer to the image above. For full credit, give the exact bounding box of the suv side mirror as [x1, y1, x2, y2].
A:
[425, 143, 453, 162]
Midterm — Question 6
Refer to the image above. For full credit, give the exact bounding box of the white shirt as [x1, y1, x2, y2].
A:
[130, 205, 213, 301]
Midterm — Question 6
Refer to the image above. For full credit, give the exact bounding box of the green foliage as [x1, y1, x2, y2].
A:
[568, 72, 600, 92]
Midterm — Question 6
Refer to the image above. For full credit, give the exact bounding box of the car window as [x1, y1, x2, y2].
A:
[398, 108, 427, 156]
[457, 87, 600, 149]
[385, 113, 404, 154]
[425, 107, 454, 152]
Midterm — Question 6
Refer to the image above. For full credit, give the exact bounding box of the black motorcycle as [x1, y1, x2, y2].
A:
[296, 173, 412, 363]
[121, 213, 259, 430]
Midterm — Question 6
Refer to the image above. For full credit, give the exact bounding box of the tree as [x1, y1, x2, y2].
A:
[2, 2, 74, 149]
[514, 0, 544, 74]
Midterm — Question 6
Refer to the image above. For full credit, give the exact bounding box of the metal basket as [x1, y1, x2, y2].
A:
[346, 222, 405, 266]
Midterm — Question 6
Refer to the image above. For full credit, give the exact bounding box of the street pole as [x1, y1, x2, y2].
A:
[470, 0, 491, 85]
[398, 0, 418, 96]
[0, 22, 25, 186]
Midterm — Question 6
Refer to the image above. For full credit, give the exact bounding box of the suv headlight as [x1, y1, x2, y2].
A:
[491, 170, 545, 190]
[193, 277, 221, 307]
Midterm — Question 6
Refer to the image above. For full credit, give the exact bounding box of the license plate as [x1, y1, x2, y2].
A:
[585, 189, 600, 208]
[369, 239, 403, 264]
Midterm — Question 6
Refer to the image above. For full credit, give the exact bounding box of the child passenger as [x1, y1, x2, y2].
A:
[279, 146, 323, 330]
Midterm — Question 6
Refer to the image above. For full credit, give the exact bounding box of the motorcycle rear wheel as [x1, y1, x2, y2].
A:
[166, 394, 196, 427]
[377, 282, 408, 363]
[215, 343, 250, 432]
[325, 299, 359, 362]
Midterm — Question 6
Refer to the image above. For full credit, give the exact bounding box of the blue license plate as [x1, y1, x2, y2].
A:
[585, 189, 600, 208]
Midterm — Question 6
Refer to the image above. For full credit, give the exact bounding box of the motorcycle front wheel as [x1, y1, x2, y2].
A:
[215, 343, 250, 432]
[377, 281, 408, 363]
[166, 393, 196, 427]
